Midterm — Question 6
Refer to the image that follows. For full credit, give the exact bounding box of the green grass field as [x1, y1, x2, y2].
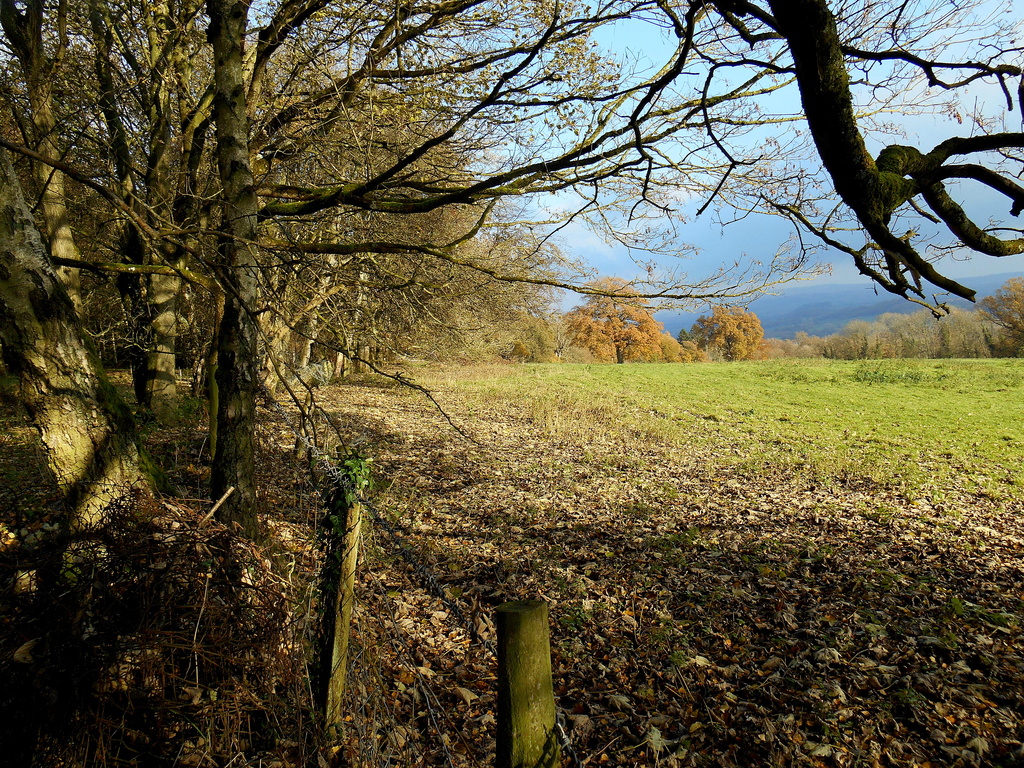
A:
[420, 358, 1024, 502]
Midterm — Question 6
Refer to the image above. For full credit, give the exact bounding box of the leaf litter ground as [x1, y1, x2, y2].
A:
[2, 365, 1021, 768]
[305, 370, 1024, 768]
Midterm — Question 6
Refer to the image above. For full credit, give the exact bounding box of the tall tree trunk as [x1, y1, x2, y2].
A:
[0, 0, 84, 311]
[142, 130, 182, 421]
[89, 0, 185, 419]
[259, 278, 293, 391]
[29, 101, 83, 313]
[205, 288, 226, 459]
[0, 151, 147, 528]
[118, 227, 152, 404]
[206, 0, 261, 537]
[140, 0, 183, 420]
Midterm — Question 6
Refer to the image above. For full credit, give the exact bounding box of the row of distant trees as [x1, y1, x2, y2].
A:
[766, 278, 1024, 360]
[499, 277, 1024, 364]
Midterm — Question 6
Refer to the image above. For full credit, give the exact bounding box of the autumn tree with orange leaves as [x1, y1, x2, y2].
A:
[692, 306, 765, 361]
[979, 278, 1024, 357]
[566, 278, 667, 364]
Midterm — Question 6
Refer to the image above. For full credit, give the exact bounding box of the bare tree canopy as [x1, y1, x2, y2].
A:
[652, 0, 1023, 307]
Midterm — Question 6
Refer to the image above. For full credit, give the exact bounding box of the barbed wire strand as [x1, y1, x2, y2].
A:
[265, 392, 465, 767]
[368, 566, 490, 768]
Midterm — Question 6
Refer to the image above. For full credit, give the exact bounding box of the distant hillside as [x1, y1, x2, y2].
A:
[656, 272, 1024, 340]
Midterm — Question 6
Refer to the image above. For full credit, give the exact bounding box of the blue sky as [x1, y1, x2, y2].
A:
[553, 2, 1024, 310]
[561, 202, 1024, 289]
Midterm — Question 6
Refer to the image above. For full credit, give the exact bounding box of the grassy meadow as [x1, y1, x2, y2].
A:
[419, 358, 1024, 503]
[327, 357, 1024, 766]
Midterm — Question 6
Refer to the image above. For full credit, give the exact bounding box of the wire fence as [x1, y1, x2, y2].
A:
[262, 384, 584, 767]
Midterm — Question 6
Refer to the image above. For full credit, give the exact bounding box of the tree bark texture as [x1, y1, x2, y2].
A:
[142, 269, 181, 420]
[207, 0, 262, 537]
[29, 94, 83, 313]
[140, 8, 183, 420]
[0, 0, 84, 310]
[0, 150, 145, 528]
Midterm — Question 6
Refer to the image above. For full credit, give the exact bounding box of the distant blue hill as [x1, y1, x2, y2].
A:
[656, 272, 1024, 340]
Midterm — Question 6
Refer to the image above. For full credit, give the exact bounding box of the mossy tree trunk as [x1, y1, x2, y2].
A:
[206, 0, 262, 538]
[143, 268, 181, 421]
[0, 150, 149, 528]
[0, 0, 83, 311]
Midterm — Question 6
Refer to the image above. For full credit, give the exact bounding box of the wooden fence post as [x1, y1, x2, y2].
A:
[325, 498, 361, 726]
[496, 600, 561, 768]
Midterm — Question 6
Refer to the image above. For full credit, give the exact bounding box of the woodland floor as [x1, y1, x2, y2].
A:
[1, 368, 1023, 767]
[306, 370, 1024, 768]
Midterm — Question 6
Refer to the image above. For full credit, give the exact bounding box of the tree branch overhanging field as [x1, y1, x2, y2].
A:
[749, 0, 1024, 304]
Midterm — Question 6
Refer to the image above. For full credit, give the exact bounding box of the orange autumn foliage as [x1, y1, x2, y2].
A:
[979, 278, 1024, 356]
[566, 278, 667, 363]
[692, 306, 765, 361]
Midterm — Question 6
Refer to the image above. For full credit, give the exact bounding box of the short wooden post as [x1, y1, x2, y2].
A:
[496, 601, 561, 768]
